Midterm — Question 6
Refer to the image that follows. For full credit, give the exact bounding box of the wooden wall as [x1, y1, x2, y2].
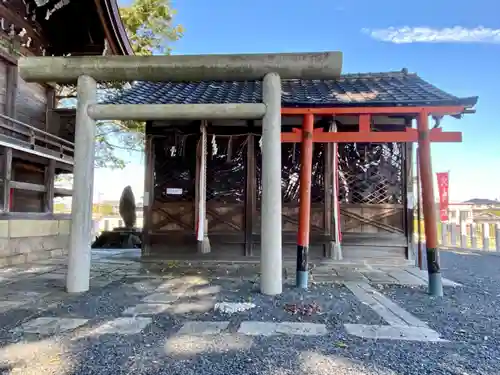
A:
[15, 76, 48, 131]
[0, 61, 6, 116]
[0, 54, 56, 213]
[10, 159, 45, 212]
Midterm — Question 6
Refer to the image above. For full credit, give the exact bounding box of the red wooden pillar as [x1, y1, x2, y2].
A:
[417, 111, 443, 296]
[416, 146, 423, 270]
[296, 113, 314, 288]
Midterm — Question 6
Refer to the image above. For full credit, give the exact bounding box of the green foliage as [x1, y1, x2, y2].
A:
[57, 0, 183, 169]
[54, 202, 68, 213]
[93, 203, 115, 216]
[120, 0, 184, 55]
[93, 0, 184, 168]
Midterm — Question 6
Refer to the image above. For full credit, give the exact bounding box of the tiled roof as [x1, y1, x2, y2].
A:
[104, 70, 478, 108]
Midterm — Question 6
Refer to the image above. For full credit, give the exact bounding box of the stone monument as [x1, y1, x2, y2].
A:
[91, 186, 142, 249]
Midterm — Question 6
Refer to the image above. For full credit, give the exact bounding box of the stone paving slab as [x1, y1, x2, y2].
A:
[142, 292, 180, 304]
[344, 324, 447, 342]
[237, 321, 328, 336]
[345, 282, 429, 328]
[86, 317, 152, 336]
[122, 303, 171, 316]
[0, 301, 27, 313]
[360, 271, 398, 283]
[178, 321, 229, 335]
[15, 317, 89, 335]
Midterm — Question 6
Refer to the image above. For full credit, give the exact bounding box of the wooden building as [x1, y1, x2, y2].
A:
[108, 70, 477, 265]
[0, 0, 131, 266]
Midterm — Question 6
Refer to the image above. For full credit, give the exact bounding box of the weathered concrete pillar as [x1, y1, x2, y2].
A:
[260, 72, 282, 295]
[441, 223, 448, 246]
[471, 223, 478, 249]
[495, 223, 500, 252]
[66, 75, 97, 293]
[483, 222, 490, 251]
[460, 221, 468, 248]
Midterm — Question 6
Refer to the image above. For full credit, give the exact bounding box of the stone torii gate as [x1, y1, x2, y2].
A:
[18, 52, 343, 295]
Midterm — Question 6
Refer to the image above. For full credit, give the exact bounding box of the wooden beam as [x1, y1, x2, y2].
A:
[359, 114, 371, 132]
[281, 106, 468, 116]
[0, 136, 74, 165]
[44, 160, 55, 212]
[0, 212, 71, 220]
[323, 142, 333, 257]
[281, 127, 462, 143]
[245, 126, 256, 256]
[0, 4, 47, 49]
[45, 86, 56, 133]
[0, 47, 17, 65]
[142, 122, 154, 256]
[54, 188, 73, 196]
[403, 118, 414, 260]
[10, 181, 46, 192]
[194, 133, 200, 233]
[2, 148, 12, 212]
[5, 64, 17, 118]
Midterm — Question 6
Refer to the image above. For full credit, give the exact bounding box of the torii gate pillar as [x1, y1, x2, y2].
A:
[66, 75, 97, 293]
[417, 111, 443, 297]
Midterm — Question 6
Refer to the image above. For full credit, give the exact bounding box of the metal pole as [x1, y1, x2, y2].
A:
[296, 113, 314, 289]
[66, 75, 97, 293]
[260, 72, 282, 295]
[417, 111, 443, 297]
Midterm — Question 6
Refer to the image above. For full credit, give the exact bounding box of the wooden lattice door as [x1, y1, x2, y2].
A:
[205, 134, 248, 243]
[150, 132, 198, 240]
[338, 141, 405, 234]
[254, 141, 326, 243]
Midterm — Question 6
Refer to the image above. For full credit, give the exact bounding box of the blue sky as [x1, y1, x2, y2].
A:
[97, 0, 500, 202]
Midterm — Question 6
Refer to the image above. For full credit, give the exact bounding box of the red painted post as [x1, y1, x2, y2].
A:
[416, 146, 423, 269]
[296, 113, 314, 288]
[417, 111, 443, 296]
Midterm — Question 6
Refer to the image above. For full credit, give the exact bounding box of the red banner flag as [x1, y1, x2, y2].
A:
[436, 172, 449, 222]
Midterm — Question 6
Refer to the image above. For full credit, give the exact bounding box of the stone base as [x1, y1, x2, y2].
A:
[0, 218, 70, 267]
[92, 230, 142, 249]
[330, 241, 343, 260]
[197, 236, 211, 254]
[112, 227, 141, 232]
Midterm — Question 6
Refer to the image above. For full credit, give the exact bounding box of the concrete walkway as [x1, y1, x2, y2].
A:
[0, 249, 475, 375]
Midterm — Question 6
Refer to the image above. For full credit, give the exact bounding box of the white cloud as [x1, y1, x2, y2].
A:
[362, 26, 500, 44]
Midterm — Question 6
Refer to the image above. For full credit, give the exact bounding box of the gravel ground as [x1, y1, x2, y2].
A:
[0, 250, 498, 374]
[380, 250, 500, 374]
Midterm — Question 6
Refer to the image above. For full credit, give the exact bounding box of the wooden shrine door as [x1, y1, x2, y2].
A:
[205, 134, 248, 248]
[338, 142, 407, 236]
